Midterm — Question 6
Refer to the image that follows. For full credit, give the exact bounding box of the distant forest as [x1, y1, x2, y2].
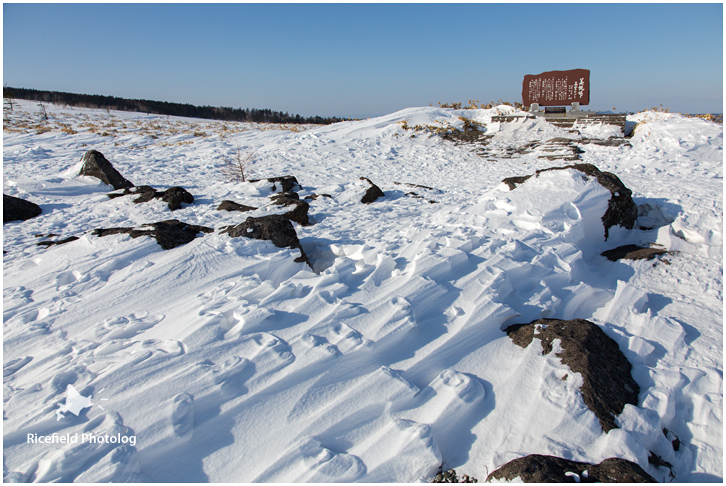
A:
[3, 87, 346, 125]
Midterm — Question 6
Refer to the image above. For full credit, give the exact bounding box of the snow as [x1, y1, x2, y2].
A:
[3, 100, 722, 482]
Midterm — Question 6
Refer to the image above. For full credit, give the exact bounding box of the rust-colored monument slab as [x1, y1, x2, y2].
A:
[522, 69, 590, 107]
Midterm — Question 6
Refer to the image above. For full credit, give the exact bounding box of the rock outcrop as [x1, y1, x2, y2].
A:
[221, 214, 309, 265]
[4, 194, 42, 223]
[487, 454, 656, 483]
[505, 318, 639, 432]
[78, 150, 134, 190]
[502, 164, 637, 240]
[93, 220, 213, 250]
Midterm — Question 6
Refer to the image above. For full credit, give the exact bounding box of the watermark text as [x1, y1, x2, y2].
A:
[27, 432, 136, 447]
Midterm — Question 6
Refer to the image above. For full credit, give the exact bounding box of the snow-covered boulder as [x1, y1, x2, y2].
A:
[502, 163, 637, 240]
[506, 318, 639, 433]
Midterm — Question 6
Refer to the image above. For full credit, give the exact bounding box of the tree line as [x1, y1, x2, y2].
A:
[3, 86, 346, 125]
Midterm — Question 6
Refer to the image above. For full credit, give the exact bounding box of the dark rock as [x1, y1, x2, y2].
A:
[249, 176, 301, 193]
[502, 164, 637, 240]
[217, 200, 257, 212]
[270, 191, 300, 202]
[431, 467, 478, 483]
[405, 192, 438, 204]
[78, 150, 134, 190]
[647, 452, 673, 475]
[505, 318, 639, 432]
[280, 200, 311, 226]
[106, 185, 193, 211]
[394, 181, 443, 193]
[221, 214, 309, 265]
[501, 175, 533, 190]
[93, 220, 213, 250]
[269, 176, 301, 193]
[37, 236, 79, 248]
[107, 185, 153, 201]
[601, 244, 670, 262]
[131, 185, 158, 203]
[270, 192, 311, 226]
[663, 429, 681, 452]
[487, 454, 656, 483]
[4, 194, 42, 223]
[304, 193, 333, 201]
[160, 187, 194, 211]
[360, 177, 385, 204]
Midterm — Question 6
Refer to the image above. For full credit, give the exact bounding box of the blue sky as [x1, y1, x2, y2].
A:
[3, 3, 723, 118]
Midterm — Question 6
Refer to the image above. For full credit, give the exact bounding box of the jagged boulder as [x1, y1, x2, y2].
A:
[4, 194, 42, 223]
[487, 454, 656, 483]
[505, 318, 639, 433]
[502, 164, 637, 240]
[360, 177, 385, 204]
[78, 150, 134, 190]
[107, 186, 193, 211]
[221, 214, 309, 265]
[93, 220, 213, 250]
[217, 200, 257, 212]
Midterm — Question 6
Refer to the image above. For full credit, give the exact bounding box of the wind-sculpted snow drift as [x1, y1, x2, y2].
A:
[3, 101, 722, 482]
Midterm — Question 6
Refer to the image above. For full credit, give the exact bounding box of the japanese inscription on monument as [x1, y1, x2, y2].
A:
[522, 69, 590, 107]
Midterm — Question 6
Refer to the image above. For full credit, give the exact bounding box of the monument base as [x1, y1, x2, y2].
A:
[494, 109, 626, 135]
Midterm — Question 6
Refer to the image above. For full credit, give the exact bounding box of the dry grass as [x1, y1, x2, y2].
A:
[434, 100, 526, 110]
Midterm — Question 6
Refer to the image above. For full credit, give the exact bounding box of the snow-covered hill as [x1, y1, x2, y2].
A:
[3, 100, 722, 482]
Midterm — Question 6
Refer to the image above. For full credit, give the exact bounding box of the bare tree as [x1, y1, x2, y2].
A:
[221, 143, 255, 182]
